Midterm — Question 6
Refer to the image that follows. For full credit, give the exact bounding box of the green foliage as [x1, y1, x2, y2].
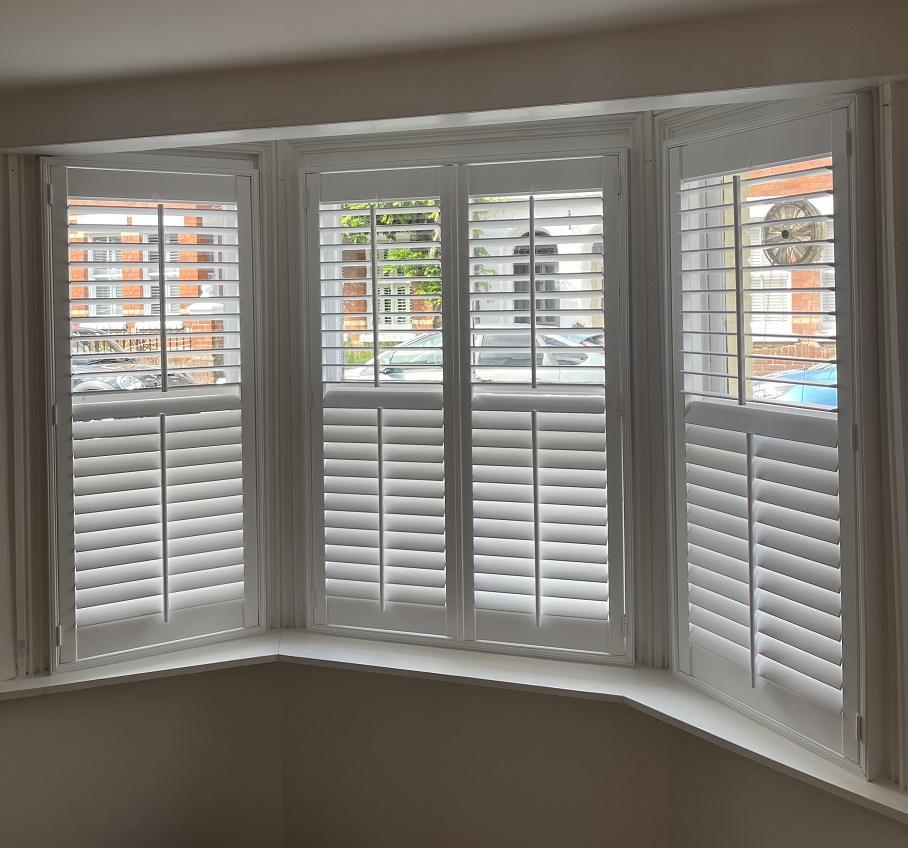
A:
[342, 200, 442, 315]
[344, 346, 375, 366]
[338, 199, 507, 322]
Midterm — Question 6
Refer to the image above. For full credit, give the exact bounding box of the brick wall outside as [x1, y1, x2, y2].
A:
[746, 157, 836, 377]
[68, 201, 229, 384]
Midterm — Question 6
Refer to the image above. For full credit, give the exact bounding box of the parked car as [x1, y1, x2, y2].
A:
[751, 362, 837, 407]
[547, 330, 604, 347]
[343, 328, 605, 383]
[71, 328, 196, 392]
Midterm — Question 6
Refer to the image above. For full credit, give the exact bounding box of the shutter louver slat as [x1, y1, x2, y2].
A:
[757, 655, 843, 713]
[689, 624, 752, 668]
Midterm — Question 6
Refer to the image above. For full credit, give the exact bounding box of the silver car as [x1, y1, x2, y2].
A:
[343, 329, 605, 384]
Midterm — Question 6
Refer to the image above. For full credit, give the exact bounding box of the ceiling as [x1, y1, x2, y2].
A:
[2, 0, 827, 90]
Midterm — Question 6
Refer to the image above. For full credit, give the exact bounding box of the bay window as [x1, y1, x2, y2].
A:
[19, 96, 889, 781]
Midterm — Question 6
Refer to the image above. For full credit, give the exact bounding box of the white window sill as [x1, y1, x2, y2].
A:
[1, 628, 905, 826]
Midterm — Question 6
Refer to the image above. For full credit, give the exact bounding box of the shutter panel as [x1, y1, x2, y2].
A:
[50, 166, 258, 663]
[312, 169, 451, 636]
[670, 110, 859, 760]
[321, 389, 447, 634]
[465, 157, 625, 654]
[471, 392, 611, 651]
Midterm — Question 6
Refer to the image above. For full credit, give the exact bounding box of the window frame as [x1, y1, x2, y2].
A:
[0, 99, 893, 784]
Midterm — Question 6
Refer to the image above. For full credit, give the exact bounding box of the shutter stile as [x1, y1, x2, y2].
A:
[55, 168, 258, 663]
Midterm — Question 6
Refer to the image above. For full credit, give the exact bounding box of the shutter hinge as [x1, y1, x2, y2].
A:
[310, 587, 316, 609]
[621, 614, 627, 637]
[307, 389, 313, 409]
[616, 172, 622, 196]
[845, 130, 852, 157]
[54, 625, 62, 648]
[618, 393, 625, 418]
[855, 714, 864, 742]
[852, 423, 859, 452]
[46, 182, 53, 206]
[51, 404, 58, 427]
[303, 189, 310, 209]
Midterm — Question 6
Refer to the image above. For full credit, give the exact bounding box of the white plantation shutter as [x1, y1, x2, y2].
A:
[310, 168, 453, 636]
[307, 157, 626, 656]
[669, 110, 861, 760]
[49, 165, 259, 663]
[464, 157, 625, 654]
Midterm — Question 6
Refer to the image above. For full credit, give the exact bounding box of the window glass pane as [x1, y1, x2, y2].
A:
[68, 199, 241, 392]
[318, 199, 442, 384]
[678, 157, 836, 409]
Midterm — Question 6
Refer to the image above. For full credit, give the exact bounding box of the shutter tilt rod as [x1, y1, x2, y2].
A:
[529, 197, 538, 389]
[157, 204, 168, 392]
[377, 406, 386, 612]
[160, 412, 170, 622]
[732, 177, 746, 405]
[745, 430, 756, 687]
[370, 205, 380, 388]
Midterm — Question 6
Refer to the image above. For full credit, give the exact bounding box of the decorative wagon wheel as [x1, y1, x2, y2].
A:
[760, 198, 826, 266]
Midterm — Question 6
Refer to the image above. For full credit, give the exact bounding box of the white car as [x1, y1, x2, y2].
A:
[343, 329, 605, 384]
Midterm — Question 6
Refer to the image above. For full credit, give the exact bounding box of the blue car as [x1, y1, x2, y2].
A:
[751, 363, 837, 408]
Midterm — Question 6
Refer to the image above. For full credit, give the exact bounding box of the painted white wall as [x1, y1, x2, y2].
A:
[279, 664, 674, 847]
[0, 665, 285, 848]
[1, 0, 906, 150]
[0, 661, 907, 845]
[278, 664, 908, 848]
[668, 730, 908, 848]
